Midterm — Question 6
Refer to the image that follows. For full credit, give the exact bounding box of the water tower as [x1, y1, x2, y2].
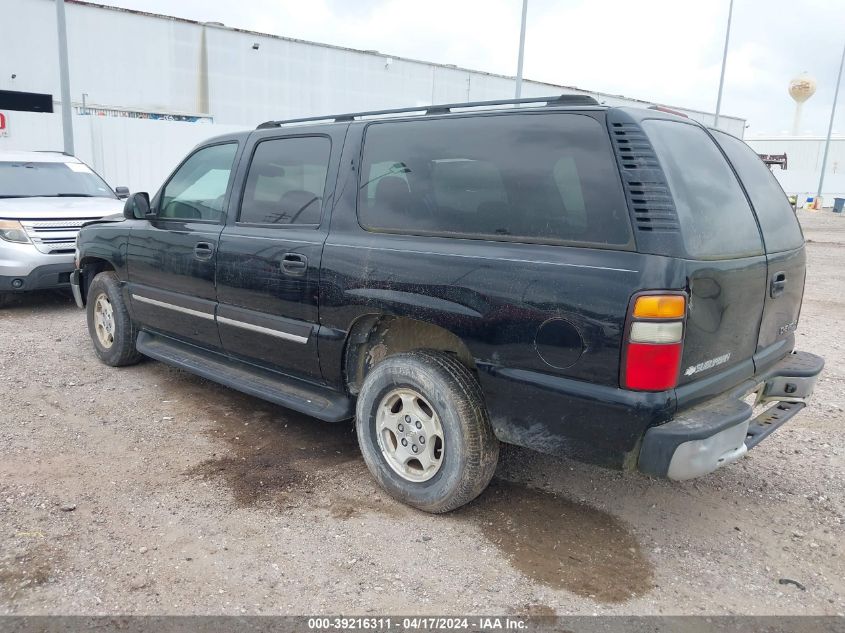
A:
[789, 73, 817, 135]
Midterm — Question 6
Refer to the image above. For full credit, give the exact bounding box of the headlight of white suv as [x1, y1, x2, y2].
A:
[0, 220, 31, 244]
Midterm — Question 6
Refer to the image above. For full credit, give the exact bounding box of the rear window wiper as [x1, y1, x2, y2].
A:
[0, 195, 36, 199]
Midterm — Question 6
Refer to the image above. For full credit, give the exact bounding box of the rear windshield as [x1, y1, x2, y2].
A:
[357, 113, 632, 247]
[643, 120, 763, 260]
[0, 161, 116, 199]
[712, 130, 804, 253]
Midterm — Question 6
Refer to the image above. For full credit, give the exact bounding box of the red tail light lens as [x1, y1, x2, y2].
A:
[624, 342, 683, 390]
[622, 293, 686, 391]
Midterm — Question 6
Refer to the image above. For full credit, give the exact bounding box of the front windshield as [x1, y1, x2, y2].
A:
[0, 161, 117, 199]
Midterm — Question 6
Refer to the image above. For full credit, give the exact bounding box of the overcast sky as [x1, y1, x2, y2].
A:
[84, 0, 844, 137]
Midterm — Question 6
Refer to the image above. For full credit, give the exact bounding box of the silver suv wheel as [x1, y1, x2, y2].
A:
[376, 387, 445, 482]
[355, 351, 499, 513]
[86, 271, 142, 367]
[93, 292, 115, 349]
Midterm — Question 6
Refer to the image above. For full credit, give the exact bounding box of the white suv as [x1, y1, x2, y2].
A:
[0, 151, 126, 306]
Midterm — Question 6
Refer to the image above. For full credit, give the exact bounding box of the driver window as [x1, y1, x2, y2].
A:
[160, 143, 237, 222]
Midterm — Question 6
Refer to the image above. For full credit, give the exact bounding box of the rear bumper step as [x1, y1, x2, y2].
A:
[638, 350, 824, 480]
[745, 400, 805, 450]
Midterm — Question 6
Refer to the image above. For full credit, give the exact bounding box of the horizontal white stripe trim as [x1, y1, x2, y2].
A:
[132, 294, 215, 320]
[330, 243, 638, 273]
[217, 315, 309, 344]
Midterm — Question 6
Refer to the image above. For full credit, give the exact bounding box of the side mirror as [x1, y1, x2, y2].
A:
[123, 192, 151, 220]
[115, 186, 130, 199]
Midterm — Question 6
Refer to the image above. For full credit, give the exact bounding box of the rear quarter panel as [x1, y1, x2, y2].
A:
[319, 232, 646, 386]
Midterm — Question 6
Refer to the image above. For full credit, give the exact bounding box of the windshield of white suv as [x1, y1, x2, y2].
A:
[0, 161, 117, 199]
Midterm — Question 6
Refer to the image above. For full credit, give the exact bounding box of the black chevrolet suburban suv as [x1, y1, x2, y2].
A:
[72, 95, 824, 513]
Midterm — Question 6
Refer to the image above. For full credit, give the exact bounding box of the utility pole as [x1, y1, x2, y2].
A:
[817, 39, 845, 204]
[55, 0, 74, 154]
[514, 0, 528, 98]
[714, 0, 734, 129]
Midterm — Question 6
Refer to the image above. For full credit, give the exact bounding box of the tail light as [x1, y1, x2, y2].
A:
[621, 292, 687, 391]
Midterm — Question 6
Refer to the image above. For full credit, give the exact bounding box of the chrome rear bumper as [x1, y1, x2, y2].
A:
[638, 350, 824, 481]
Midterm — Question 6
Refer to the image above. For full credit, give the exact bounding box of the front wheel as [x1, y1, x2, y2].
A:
[355, 350, 499, 513]
[86, 271, 142, 367]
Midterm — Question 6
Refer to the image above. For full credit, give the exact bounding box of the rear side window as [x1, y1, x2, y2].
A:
[239, 136, 331, 225]
[712, 130, 804, 252]
[357, 113, 632, 247]
[431, 159, 507, 216]
[643, 120, 763, 260]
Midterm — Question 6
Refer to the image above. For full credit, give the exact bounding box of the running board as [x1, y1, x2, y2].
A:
[136, 331, 354, 422]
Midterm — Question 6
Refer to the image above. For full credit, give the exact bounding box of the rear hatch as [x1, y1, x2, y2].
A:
[640, 119, 805, 391]
[709, 130, 806, 371]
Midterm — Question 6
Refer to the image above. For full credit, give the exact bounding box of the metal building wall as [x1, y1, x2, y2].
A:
[0, 111, 248, 193]
[1, 0, 747, 136]
[745, 137, 845, 201]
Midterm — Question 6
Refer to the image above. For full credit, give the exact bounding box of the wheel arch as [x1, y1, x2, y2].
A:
[78, 256, 117, 303]
[343, 314, 476, 396]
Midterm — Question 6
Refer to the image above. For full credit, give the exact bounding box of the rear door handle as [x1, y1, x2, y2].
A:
[194, 242, 214, 260]
[770, 271, 787, 298]
[281, 252, 307, 275]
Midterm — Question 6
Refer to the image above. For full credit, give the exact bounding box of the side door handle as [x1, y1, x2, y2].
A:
[281, 252, 308, 275]
[770, 271, 787, 298]
[194, 242, 215, 260]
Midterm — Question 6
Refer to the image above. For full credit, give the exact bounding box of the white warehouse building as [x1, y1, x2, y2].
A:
[745, 136, 845, 203]
[1, 0, 747, 192]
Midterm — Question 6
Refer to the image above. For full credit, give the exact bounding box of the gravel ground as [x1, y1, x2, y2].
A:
[0, 211, 843, 616]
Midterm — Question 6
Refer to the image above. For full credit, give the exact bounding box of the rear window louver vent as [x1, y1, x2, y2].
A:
[610, 121, 680, 233]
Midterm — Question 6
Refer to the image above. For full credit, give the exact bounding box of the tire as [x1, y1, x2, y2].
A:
[355, 350, 499, 513]
[86, 271, 142, 367]
[0, 293, 11, 308]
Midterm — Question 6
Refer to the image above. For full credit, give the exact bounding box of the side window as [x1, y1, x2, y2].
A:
[160, 143, 237, 222]
[642, 120, 762, 260]
[357, 113, 632, 246]
[365, 162, 409, 200]
[239, 136, 331, 225]
[552, 157, 587, 231]
[712, 130, 804, 253]
[431, 159, 507, 215]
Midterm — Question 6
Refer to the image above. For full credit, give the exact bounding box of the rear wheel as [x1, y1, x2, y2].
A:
[86, 271, 142, 367]
[355, 350, 499, 513]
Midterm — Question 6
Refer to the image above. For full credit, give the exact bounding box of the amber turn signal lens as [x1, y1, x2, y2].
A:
[632, 295, 686, 319]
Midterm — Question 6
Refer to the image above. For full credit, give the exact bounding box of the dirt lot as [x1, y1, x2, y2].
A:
[1, 211, 843, 616]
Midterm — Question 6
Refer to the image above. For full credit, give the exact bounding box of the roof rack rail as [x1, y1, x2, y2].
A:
[256, 93, 599, 129]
